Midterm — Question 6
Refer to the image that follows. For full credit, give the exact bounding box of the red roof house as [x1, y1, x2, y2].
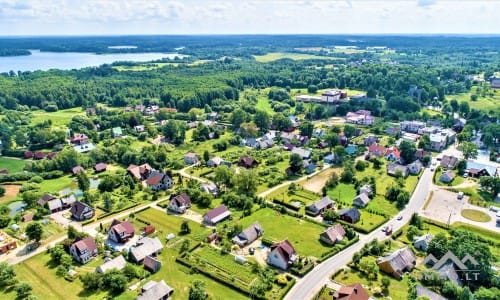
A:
[267, 239, 297, 270]
[108, 220, 135, 243]
[72, 166, 85, 175]
[333, 283, 370, 300]
[368, 144, 386, 157]
[385, 146, 401, 162]
[94, 163, 107, 173]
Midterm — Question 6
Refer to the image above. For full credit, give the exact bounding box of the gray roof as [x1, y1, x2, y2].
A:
[291, 147, 311, 158]
[130, 237, 163, 262]
[136, 280, 173, 300]
[377, 247, 416, 274]
[232, 222, 263, 246]
[307, 196, 334, 212]
[47, 199, 62, 211]
[438, 262, 463, 286]
[416, 285, 447, 300]
[387, 163, 408, 175]
[96, 255, 127, 273]
[353, 193, 370, 207]
[466, 161, 497, 177]
[413, 233, 433, 245]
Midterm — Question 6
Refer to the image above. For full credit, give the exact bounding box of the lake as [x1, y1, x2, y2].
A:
[0, 50, 186, 72]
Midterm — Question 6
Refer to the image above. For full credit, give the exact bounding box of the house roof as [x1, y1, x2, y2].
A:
[110, 220, 135, 236]
[413, 233, 433, 245]
[415, 285, 447, 300]
[321, 224, 346, 243]
[70, 133, 88, 143]
[208, 157, 224, 165]
[38, 193, 56, 206]
[143, 225, 155, 235]
[112, 127, 123, 135]
[377, 247, 416, 274]
[292, 147, 311, 158]
[307, 196, 334, 212]
[143, 255, 161, 271]
[61, 194, 77, 206]
[184, 152, 198, 159]
[130, 237, 163, 262]
[71, 201, 94, 217]
[415, 149, 431, 159]
[204, 205, 231, 224]
[72, 166, 85, 174]
[440, 155, 459, 168]
[22, 213, 34, 222]
[94, 163, 107, 172]
[466, 160, 497, 177]
[145, 172, 165, 186]
[334, 283, 370, 300]
[136, 280, 173, 300]
[353, 193, 370, 206]
[368, 144, 386, 154]
[387, 163, 408, 175]
[34, 152, 46, 159]
[72, 237, 97, 254]
[232, 222, 263, 245]
[359, 184, 372, 195]
[385, 146, 401, 159]
[97, 255, 127, 273]
[47, 199, 62, 211]
[270, 239, 296, 263]
[239, 156, 257, 167]
[339, 208, 361, 222]
[127, 163, 153, 180]
[170, 193, 191, 207]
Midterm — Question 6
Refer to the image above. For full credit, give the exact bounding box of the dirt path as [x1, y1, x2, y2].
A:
[302, 168, 338, 193]
[0, 184, 21, 204]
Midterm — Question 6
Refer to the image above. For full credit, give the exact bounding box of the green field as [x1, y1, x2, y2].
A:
[0, 157, 26, 173]
[253, 52, 334, 63]
[30, 108, 85, 127]
[446, 90, 499, 112]
[235, 208, 328, 257]
[39, 175, 74, 194]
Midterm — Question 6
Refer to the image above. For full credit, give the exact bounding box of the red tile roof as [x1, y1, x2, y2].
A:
[94, 163, 107, 172]
[385, 147, 401, 159]
[73, 237, 97, 254]
[368, 144, 386, 154]
[334, 283, 369, 300]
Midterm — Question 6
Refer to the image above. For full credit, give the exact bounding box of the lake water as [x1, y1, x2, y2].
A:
[0, 50, 186, 72]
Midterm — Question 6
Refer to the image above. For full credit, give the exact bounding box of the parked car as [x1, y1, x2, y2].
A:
[489, 206, 500, 212]
[397, 215, 403, 221]
[457, 192, 464, 199]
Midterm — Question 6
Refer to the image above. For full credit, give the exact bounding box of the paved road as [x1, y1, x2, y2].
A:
[285, 167, 433, 300]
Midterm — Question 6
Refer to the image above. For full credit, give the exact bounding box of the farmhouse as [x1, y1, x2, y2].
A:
[203, 205, 231, 225]
[69, 237, 98, 264]
[387, 163, 409, 178]
[238, 156, 259, 168]
[333, 283, 370, 300]
[108, 219, 135, 244]
[232, 222, 264, 247]
[168, 193, 191, 214]
[136, 280, 174, 300]
[70, 201, 95, 221]
[320, 224, 346, 245]
[305, 196, 335, 216]
[339, 208, 361, 224]
[96, 255, 127, 273]
[413, 233, 433, 251]
[129, 237, 163, 263]
[145, 171, 173, 191]
[377, 247, 416, 279]
[127, 163, 154, 181]
[267, 239, 297, 270]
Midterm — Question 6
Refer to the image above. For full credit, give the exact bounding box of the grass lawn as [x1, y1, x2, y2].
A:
[446, 90, 499, 112]
[333, 267, 409, 300]
[30, 108, 85, 127]
[461, 209, 491, 222]
[327, 182, 357, 204]
[39, 175, 74, 194]
[253, 52, 334, 62]
[235, 207, 328, 257]
[435, 172, 464, 187]
[0, 157, 26, 173]
[355, 211, 388, 232]
[256, 96, 275, 115]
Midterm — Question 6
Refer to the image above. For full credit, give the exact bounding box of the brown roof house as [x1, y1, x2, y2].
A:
[127, 163, 153, 181]
[440, 155, 459, 169]
[108, 219, 135, 244]
[0, 231, 17, 254]
[377, 247, 416, 279]
[143, 255, 162, 273]
[136, 280, 174, 300]
[168, 193, 191, 214]
[94, 163, 107, 173]
[37, 193, 56, 207]
[267, 239, 297, 270]
[145, 171, 173, 191]
[333, 283, 370, 300]
[238, 156, 259, 168]
[129, 237, 163, 263]
[232, 222, 264, 247]
[70, 201, 95, 221]
[306, 196, 335, 216]
[69, 237, 98, 264]
[320, 224, 346, 245]
[203, 205, 231, 226]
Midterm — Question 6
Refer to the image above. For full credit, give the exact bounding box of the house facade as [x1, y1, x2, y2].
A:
[168, 193, 191, 214]
[70, 201, 95, 221]
[145, 171, 173, 191]
[108, 220, 135, 243]
[69, 237, 98, 264]
[320, 224, 346, 245]
[267, 239, 297, 270]
[306, 196, 335, 216]
[377, 247, 416, 279]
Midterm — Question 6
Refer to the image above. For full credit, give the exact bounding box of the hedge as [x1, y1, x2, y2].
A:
[272, 199, 300, 212]
[317, 235, 359, 263]
[157, 200, 169, 208]
[1, 150, 25, 157]
[96, 203, 140, 220]
[290, 261, 315, 277]
[262, 237, 275, 247]
[273, 276, 296, 299]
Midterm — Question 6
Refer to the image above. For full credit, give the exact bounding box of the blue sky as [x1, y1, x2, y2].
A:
[0, 0, 498, 35]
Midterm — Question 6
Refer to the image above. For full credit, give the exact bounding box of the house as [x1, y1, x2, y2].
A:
[143, 255, 162, 272]
[168, 193, 191, 214]
[24, 151, 33, 159]
[136, 280, 174, 300]
[256, 138, 274, 150]
[385, 146, 401, 162]
[345, 110, 374, 125]
[288, 115, 300, 128]
[439, 170, 455, 183]
[317, 141, 328, 149]
[47, 199, 63, 213]
[134, 125, 145, 133]
[203, 205, 231, 225]
[359, 184, 372, 196]
[70, 201, 95, 221]
[69, 237, 98, 264]
[400, 121, 426, 133]
[429, 133, 447, 151]
[322, 90, 341, 102]
[70, 134, 89, 145]
[0, 231, 17, 254]
[491, 78, 500, 89]
[96, 255, 127, 273]
[267, 239, 297, 270]
[368, 144, 386, 157]
[129, 237, 163, 263]
[386, 127, 399, 135]
[320, 224, 346, 245]
[413, 233, 433, 252]
[238, 156, 258, 168]
[112, 127, 123, 138]
[352, 193, 371, 208]
[402, 132, 420, 143]
[22, 213, 34, 223]
[184, 152, 199, 165]
[440, 155, 459, 169]
[437, 262, 463, 286]
[387, 163, 409, 178]
[333, 283, 370, 300]
[339, 208, 361, 224]
[145, 171, 173, 191]
[415, 285, 447, 300]
[323, 153, 336, 164]
[408, 160, 423, 175]
[364, 135, 379, 146]
[72, 166, 85, 175]
[33, 152, 45, 160]
[466, 161, 498, 177]
[415, 149, 431, 161]
[306, 196, 335, 216]
[207, 157, 224, 167]
[127, 163, 154, 181]
[37, 193, 56, 207]
[303, 160, 316, 174]
[94, 163, 107, 173]
[377, 247, 416, 279]
[61, 194, 77, 208]
[313, 128, 325, 138]
[232, 222, 264, 247]
[108, 219, 135, 244]
[345, 145, 357, 155]
[283, 142, 295, 151]
[291, 147, 312, 159]
[280, 132, 297, 144]
[201, 182, 218, 196]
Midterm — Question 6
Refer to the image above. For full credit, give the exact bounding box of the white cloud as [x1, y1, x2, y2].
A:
[417, 0, 437, 7]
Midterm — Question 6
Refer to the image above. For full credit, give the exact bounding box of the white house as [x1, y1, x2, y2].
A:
[267, 239, 297, 270]
[69, 237, 98, 264]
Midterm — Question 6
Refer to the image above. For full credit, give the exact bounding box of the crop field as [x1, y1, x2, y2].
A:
[446, 90, 499, 112]
[253, 52, 335, 62]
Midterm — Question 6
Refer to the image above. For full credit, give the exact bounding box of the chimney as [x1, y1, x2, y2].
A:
[353, 288, 358, 294]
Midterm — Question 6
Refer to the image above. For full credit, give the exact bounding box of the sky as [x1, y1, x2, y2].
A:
[0, 0, 499, 35]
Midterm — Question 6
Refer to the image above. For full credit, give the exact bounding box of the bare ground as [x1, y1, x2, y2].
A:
[0, 184, 21, 204]
[302, 168, 339, 193]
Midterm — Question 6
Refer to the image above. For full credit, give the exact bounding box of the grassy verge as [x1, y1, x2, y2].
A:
[0, 157, 26, 173]
[460, 209, 492, 222]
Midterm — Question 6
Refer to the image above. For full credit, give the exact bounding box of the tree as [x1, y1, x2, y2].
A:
[240, 122, 259, 138]
[461, 142, 478, 160]
[340, 168, 354, 183]
[460, 286, 474, 300]
[474, 287, 500, 300]
[418, 134, 431, 150]
[289, 153, 303, 174]
[381, 277, 391, 290]
[456, 159, 467, 175]
[102, 271, 128, 294]
[0, 262, 16, 287]
[213, 165, 234, 189]
[180, 239, 191, 253]
[272, 113, 292, 131]
[189, 280, 207, 300]
[25, 222, 43, 242]
[162, 120, 186, 145]
[0, 215, 10, 228]
[80, 272, 101, 290]
[0, 186, 5, 197]
[180, 220, 191, 235]
[49, 244, 66, 264]
[14, 282, 32, 299]
[406, 225, 421, 241]
[230, 109, 248, 128]
[396, 191, 410, 209]
[299, 121, 314, 138]
[449, 99, 459, 112]
[459, 101, 470, 116]
[358, 257, 379, 280]
[323, 210, 338, 222]
[254, 110, 270, 132]
[343, 124, 356, 138]
[122, 264, 139, 280]
[399, 140, 417, 163]
[479, 176, 500, 197]
[427, 233, 448, 258]
[334, 145, 347, 163]
[233, 169, 258, 195]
